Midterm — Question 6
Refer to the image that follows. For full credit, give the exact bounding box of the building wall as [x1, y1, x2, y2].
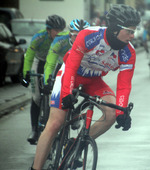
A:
[92, 0, 105, 16]
[92, 0, 136, 16]
[19, 0, 137, 26]
[19, 0, 85, 25]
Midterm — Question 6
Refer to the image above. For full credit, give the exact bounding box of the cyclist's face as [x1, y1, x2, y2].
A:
[48, 29, 61, 39]
[117, 26, 136, 43]
[70, 31, 79, 44]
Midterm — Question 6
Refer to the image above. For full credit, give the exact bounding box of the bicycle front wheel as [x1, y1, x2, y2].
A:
[64, 136, 98, 170]
[81, 136, 98, 170]
[45, 136, 60, 170]
[38, 95, 50, 135]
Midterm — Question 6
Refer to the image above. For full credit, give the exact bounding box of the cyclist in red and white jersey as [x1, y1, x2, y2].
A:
[31, 4, 141, 170]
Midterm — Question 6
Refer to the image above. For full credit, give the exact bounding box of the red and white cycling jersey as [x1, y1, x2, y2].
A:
[62, 27, 136, 116]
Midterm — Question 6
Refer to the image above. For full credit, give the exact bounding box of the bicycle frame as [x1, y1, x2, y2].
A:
[27, 72, 50, 137]
[57, 102, 97, 170]
[49, 84, 133, 170]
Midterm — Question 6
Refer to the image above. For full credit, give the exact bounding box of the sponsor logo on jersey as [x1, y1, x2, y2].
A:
[85, 30, 104, 50]
[50, 100, 55, 105]
[118, 95, 125, 107]
[119, 46, 131, 63]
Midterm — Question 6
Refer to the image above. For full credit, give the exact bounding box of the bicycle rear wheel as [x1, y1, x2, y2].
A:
[63, 136, 98, 170]
[42, 136, 60, 170]
[38, 94, 50, 136]
[46, 122, 71, 170]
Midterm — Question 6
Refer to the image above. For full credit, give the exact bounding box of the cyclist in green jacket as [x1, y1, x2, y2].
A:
[44, 19, 90, 86]
[22, 15, 66, 145]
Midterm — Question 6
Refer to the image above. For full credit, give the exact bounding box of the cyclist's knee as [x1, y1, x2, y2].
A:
[104, 108, 116, 124]
[101, 95, 116, 124]
[48, 119, 62, 133]
[45, 108, 66, 134]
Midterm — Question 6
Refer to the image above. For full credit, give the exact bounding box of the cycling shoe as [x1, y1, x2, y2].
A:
[27, 130, 38, 145]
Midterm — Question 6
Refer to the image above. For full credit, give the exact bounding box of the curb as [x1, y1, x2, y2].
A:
[0, 93, 31, 117]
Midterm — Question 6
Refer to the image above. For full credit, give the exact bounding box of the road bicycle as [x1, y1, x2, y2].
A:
[43, 84, 133, 170]
[28, 71, 51, 139]
[22, 63, 62, 143]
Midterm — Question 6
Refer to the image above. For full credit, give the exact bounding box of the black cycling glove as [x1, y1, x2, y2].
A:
[42, 75, 54, 94]
[115, 114, 131, 131]
[20, 72, 30, 88]
[62, 94, 77, 109]
[42, 84, 52, 94]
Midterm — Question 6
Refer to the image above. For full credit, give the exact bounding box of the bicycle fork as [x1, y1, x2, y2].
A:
[58, 105, 94, 170]
[68, 105, 94, 169]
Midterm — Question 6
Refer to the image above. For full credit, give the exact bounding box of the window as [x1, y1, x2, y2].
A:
[11, 20, 45, 36]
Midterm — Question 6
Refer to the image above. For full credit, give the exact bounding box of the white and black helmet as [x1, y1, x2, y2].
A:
[69, 19, 90, 32]
[46, 15, 66, 30]
[106, 4, 141, 27]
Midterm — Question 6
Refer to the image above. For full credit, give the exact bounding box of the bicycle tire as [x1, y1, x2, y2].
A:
[52, 132, 65, 169]
[43, 136, 60, 170]
[53, 110, 76, 170]
[44, 111, 87, 170]
[62, 136, 98, 170]
[81, 136, 98, 170]
[42, 94, 50, 124]
[56, 112, 86, 170]
[38, 94, 50, 136]
[42, 130, 67, 170]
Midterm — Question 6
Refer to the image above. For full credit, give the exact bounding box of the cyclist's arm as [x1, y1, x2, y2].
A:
[63, 49, 71, 63]
[23, 47, 35, 77]
[44, 45, 60, 84]
[44, 32, 71, 84]
[62, 31, 86, 98]
[23, 33, 41, 78]
[116, 44, 136, 116]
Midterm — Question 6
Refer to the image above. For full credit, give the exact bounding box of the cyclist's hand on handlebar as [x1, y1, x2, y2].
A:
[115, 114, 131, 131]
[42, 84, 52, 94]
[62, 94, 77, 109]
[42, 75, 54, 94]
[20, 72, 30, 88]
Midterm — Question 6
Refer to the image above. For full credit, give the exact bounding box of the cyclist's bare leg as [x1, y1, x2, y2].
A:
[89, 95, 116, 139]
[33, 107, 66, 170]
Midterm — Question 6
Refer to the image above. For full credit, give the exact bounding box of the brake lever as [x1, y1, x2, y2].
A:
[128, 102, 133, 114]
[125, 102, 133, 116]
